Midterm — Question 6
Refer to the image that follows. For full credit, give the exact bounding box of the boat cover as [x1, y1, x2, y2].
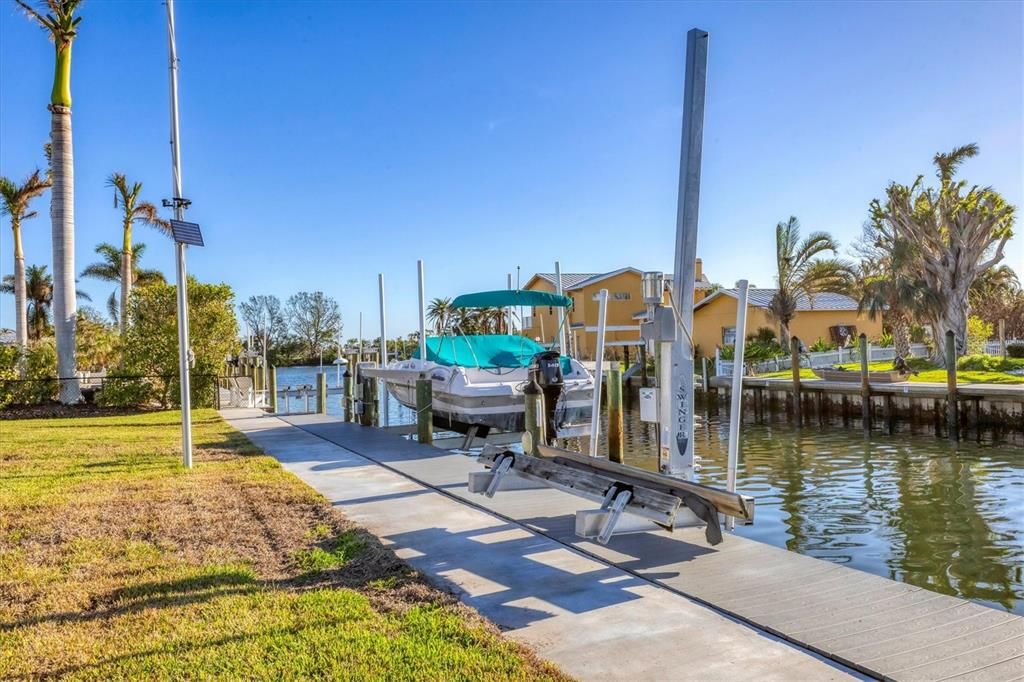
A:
[450, 290, 572, 309]
[415, 335, 571, 371]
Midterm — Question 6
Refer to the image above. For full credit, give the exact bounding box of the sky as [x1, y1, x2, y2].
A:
[1, 0, 1022, 338]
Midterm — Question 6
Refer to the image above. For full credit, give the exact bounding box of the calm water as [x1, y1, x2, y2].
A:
[275, 366, 1024, 614]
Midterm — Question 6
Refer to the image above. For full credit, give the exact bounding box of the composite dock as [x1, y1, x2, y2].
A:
[223, 409, 1024, 681]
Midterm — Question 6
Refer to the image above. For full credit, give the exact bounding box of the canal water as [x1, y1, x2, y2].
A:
[274, 366, 1024, 614]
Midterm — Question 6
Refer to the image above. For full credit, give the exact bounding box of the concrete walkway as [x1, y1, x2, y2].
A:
[223, 409, 855, 681]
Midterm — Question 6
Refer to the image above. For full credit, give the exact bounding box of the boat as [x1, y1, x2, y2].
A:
[363, 289, 594, 437]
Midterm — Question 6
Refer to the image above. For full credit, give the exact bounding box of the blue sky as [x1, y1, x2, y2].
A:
[1, 0, 1021, 337]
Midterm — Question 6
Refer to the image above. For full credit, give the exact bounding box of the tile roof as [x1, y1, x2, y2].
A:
[534, 273, 602, 290]
[698, 288, 859, 312]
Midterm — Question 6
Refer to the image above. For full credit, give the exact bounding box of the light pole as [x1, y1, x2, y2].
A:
[164, 0, 202, 469]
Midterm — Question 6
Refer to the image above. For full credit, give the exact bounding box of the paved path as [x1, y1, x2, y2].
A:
[223, 409, 856, 681]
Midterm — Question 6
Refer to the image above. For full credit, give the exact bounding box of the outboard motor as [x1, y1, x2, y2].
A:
[530, 351, 564, 443]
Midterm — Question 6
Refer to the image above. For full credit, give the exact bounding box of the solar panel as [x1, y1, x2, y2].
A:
[169, 220, 205, 247]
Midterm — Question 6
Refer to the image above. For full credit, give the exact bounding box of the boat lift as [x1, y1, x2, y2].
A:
[470, 442, 754, 545]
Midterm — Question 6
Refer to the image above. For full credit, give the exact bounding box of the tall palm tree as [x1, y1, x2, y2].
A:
[0, 170, 51, 350]
[16, 0, 84, 403]
[426, 297, 454, 335]
[80, 242, 166, 326]
[767, 216, 853, 344]
[1, 264, 89, 340]
[106, 172, 169, 333]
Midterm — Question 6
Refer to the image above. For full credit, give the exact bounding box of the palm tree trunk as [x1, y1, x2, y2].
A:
[12, 221, 28, 352]
[50, 104, 81, 404]
[121, 240, 131, 334]
[928, 296, 968, 367]
[892, 312, 911, 359]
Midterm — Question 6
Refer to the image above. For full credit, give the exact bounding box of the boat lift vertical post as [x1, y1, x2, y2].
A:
[378, 273, 389, 427]
[555, 261, 568, 353]
[726, 280, 748, 531]
[668, 28, 709, 480]
[417, 260, 427, 360]
[506, 273, 513, 334]
[589, 289, 609, 457]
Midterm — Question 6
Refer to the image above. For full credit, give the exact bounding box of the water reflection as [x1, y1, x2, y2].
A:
[274, 366, 1023, 614]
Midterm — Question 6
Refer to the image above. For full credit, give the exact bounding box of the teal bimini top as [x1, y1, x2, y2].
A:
[414, 335, 571, 371]
[450, 290, 572, 309]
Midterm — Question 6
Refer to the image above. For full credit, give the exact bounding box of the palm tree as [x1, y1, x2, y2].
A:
[16, 0, 84, 403]
[106, 173, 169, 333]
[451, 307, 480, 335]
[80, 242, 166, 326]
[767, 216, 853, 345]
[426, 297, 454, 335]
[870, 144, 1015, 362]
[1, 264, 89, 340]
[854, 225, 940, 358]
[0, 170, 51, 350]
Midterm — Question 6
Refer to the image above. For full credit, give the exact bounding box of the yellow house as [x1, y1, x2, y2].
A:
[521, 261, 713, 361]
[692, 288, 883, 356]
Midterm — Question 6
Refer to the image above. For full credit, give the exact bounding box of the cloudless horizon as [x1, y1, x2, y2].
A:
[1, 0, 1022, 338]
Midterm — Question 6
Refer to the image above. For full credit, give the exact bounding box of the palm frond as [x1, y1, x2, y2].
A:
[106, 290, 119, 325]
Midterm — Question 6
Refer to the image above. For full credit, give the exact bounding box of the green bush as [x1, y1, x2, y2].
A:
[0, 340, 58, 408]
[808, 337, 837, 352]
[957, 354, 1024, 372]
[719, 339, 784, 362]
[966, 316, 993, 355]
[874, 331, 894, 347]
[96, 371, 159, 407]
[748, 327, 778, 344]
[1008, 343, 1024, 359]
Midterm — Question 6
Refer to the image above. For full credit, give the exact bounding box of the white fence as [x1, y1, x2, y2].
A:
[715, 339, 1021, 376]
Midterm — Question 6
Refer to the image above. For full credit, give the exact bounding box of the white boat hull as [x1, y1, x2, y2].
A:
[363, 359, 594, 433]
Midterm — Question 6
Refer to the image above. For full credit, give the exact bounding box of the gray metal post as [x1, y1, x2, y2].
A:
[667, 28, 709, 479]
[166, 0, 192, 469]
[378, 273, 389, 426]
[555, 261, 568, 353]
[726, 280, 749, 530]
[417, 260, 427, 360]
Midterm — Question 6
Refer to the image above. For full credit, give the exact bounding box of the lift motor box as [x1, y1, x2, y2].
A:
[639, 388, 658, 423]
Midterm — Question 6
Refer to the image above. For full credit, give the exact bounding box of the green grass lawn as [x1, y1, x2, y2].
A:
[0, 410, 567, 680]
[759, 357, 1024, 384]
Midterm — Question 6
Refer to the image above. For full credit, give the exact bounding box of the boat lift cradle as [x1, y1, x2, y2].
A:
[470, 443, 754, 546]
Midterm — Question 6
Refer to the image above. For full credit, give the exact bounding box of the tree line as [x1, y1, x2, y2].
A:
[239, 293, 343, 366]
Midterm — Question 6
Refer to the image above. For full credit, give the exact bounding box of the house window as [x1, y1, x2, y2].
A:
[612, 292, 631, 301]
[722, 326, 737, 345]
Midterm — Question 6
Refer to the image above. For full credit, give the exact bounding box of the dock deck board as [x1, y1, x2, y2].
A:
[274, 414, 1024, 681]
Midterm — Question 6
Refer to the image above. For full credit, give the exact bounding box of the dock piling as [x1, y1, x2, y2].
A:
[268, 366, 277, 413]
[523, 378, 546, 455]
[361, 377, 378, 427]
[946, 330, 959, 441]
[608, 366, 624, 464]
[316, 373, 327, 414]
[790, 336, 802, 425]
[416, 373, 433, 445]
[859, 333, 871, 431]
[343, 369, 353, 422]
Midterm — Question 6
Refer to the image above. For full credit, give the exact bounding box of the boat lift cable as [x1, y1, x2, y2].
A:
[666, 288, 696, 355]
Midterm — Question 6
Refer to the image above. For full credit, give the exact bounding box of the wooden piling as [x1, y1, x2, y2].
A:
[416, 373, 433, 445]
[701, 357, 709, 392]
[790, 336, 802, 425]
[639, 343, 649, 387]
[883, 394, 894, 434]
[999, 319, 1006, 359]
[859, 333, 871, 431]
[607, 366, 624, 464]
[361, 377, 378, 426]
[316, 372, 327, 414]
[523, 378, 546, 454]
[343, 369, 353, 422]
[268, 366, 277, 413]
[945, 330, 959, 441]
